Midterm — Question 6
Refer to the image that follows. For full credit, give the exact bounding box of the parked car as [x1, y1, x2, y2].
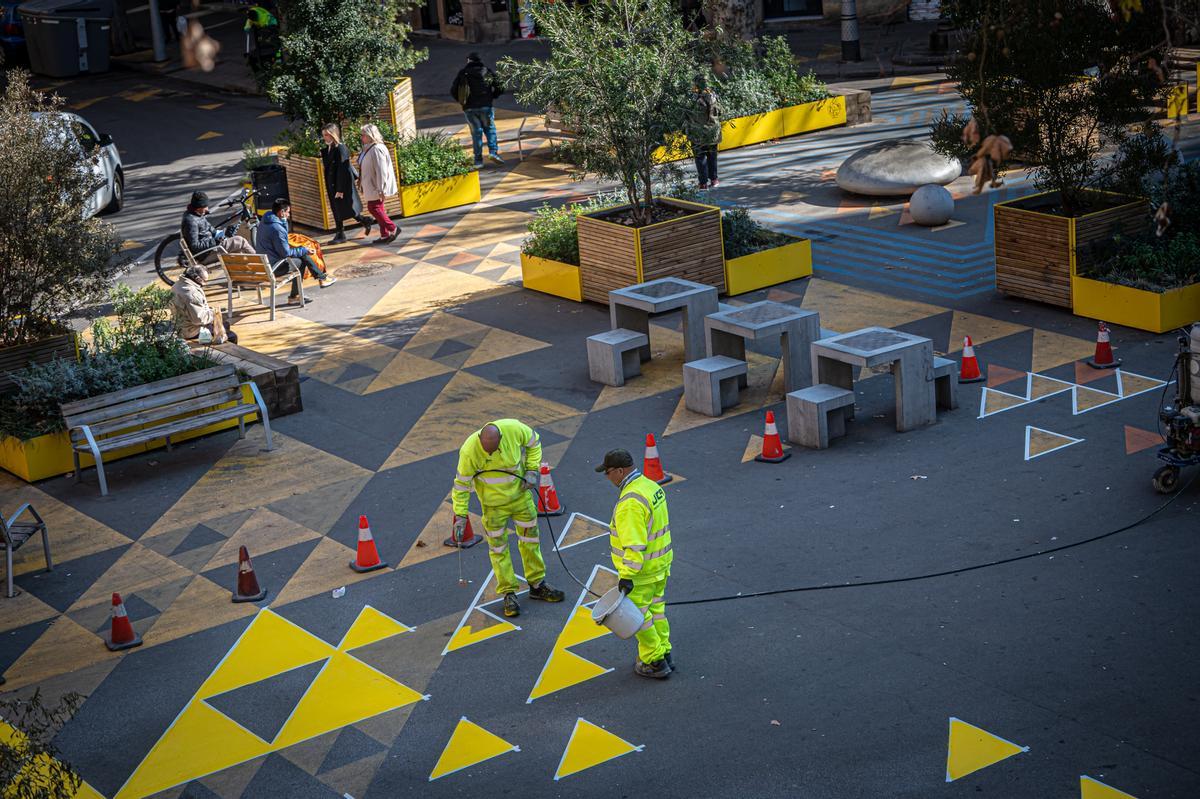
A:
[1, 1, 25, 61]
[33, 111, 123, 217]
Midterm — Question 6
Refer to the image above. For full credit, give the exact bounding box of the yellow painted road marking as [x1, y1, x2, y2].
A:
[554, 718, 642, 781]
[1024, 426, 1083, 461]
[69, 96, 109, 111]
[429, 717, 519, 781]
[1080, 775, 1140, 798]
[338, 606, 413, 651]
[198, 102, 225, 110]
[258, 110, 284, 119]
[945, 717, 1028, 781]
[196, 131, 223, 141]
[528, 564, 616, 703]
[118, 87, 162, 102]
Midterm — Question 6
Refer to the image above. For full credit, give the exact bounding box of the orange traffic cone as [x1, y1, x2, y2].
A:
[643, 433, 672, 485]
[1087, 321, 1120, 369]
[958, 336, 986, 383]
[754, 410, 791, 463]
[105, 592, 143, 651]
[232, 545, 268, 603]
[443, 515, 480, 549]
[350, 515, 388, 573]
[537, 462, 564, 516]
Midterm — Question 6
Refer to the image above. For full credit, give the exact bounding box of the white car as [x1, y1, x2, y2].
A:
[34, 111, 124, 218]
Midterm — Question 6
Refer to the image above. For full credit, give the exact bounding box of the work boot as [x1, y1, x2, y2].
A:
[664, 651, 674, 671]
[502, 593, 520, 618]
[634, 659, 671, 679]
[528, 581, 565, 602]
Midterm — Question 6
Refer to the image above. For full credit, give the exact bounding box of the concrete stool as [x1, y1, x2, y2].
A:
[786, 383, 856, 449]
[932, 356, 958, 410]
[587, 328, 649, 387]
[683, 356, 748, 416]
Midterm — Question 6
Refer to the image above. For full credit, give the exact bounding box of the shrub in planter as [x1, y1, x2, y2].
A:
[522, 192, 626, 266]
[394, 132, 474, 186]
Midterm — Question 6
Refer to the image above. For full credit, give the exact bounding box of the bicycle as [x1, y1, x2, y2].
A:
[154, 187, 262, 287]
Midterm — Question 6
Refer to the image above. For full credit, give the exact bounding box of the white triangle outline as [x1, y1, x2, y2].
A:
[945, 716, 1030, 782]
[553, 717, 644, 781]
[1024, 425, 1084, 461]
[527, 563, 617, 704]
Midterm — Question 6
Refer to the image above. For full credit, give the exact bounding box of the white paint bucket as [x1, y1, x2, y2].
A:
[591, 587, 643, 639]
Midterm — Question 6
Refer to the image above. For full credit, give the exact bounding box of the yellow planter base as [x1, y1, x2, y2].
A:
[724, 238, 813, 296]
[1071, 275, 1200, 333]
[521, 253, 582, 301]
[652, 96, 847, 163]
[0, 386, 256, 483]
[400, 171, 481, 217]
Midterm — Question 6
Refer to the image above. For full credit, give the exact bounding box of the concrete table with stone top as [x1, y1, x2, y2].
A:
[609, 278, 720, 364]
[810, 326, 937, 432]
[703, 301, 821, 393]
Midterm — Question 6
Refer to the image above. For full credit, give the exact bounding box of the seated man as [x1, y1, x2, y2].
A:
[181, 191, 255, 264]
[259, 197, 336, 304]
[170, 264, 237, 344]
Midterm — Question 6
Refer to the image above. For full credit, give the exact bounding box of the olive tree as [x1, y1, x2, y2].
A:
[500, 0, 700, 226]
[0, 71, 123, 347]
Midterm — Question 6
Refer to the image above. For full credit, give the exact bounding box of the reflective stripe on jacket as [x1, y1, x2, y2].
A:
[451, 418, 542, 516]
[610, 473, 672, 580]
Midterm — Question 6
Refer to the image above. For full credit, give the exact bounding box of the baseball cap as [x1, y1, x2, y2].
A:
[594, 449, 634, 472]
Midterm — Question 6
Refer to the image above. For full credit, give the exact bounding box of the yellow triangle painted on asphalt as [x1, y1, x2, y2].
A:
[945, 717, 1028, 782]
[196, 131, 223, 141]
[274, 651, 426, 748]
[557, 606, 611, 650]
[1073, 385, 1120, 414]
[0, 720, 106, 798]
[258, 110, 284, 119]
[1118, 372, 1165, 398]
[198, 609, 335, 699]
[529, 647, 610, 702]
[114, 701, 271, 798]
[868, 204, 898, 220]
[429, 717, 519, 781]
[1025, 426, 1082, 460]
[980, 388, 1027, 417]
[198, 102, 224, 110]
[445, 614, 518, 653]
[554, 718, 642, 780]
[339, 606, 413, 651]
[1029, 374, 1073, 400]
[1080, 775, 1139, 798]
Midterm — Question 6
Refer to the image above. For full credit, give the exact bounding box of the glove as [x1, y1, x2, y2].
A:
[618, 578, 634, 596]
[523, 470, 539, 492]
[452, 515, 467, 541]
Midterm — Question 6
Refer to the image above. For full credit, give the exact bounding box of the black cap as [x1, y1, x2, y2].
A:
[190, 191, 209, 207]
[594, 449, 634, 473]
[467, 51, 482, 62]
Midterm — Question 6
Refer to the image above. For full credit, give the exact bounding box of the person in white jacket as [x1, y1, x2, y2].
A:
[357, 124, 400, 244]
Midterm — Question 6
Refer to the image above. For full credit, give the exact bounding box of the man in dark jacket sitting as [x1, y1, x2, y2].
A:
[259, 197, 336, 304]
[180, 191, 256, 263]
[450, 52, 505, 168]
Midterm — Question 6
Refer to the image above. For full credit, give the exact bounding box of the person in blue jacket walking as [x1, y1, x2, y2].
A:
[259, 197, 337, 304]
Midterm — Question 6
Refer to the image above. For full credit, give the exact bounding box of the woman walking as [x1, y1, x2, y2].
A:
[320, 123, 374, 244]
[358, 123, 400, 245]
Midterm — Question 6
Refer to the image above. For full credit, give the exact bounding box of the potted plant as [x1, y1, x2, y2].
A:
[502, 0, 725, 304]
[264, 0, 426, 230]
[945, 0, 1165, 308]
[520, 193, 624, 301]
[721, 207, 812, 295]
[0, 72, 125, 393]
[0, 286, 239, 483]
[394, 132, 480, 217]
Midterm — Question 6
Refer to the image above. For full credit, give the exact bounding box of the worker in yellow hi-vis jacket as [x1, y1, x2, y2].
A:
[597, 448, 674, 679]
[452, 419, 565, 617]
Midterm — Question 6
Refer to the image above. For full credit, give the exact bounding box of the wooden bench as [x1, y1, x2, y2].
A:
[516, 106, 578, 161]
[61, 364, 273, 496]
[587, 328, 649, 387]
[220, 253, 303, 322]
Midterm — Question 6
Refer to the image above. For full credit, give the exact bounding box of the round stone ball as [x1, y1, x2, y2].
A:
[909, 184, 954, 226]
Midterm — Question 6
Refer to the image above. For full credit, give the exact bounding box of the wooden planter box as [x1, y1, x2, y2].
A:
[577, 197, 725, 304]
[653, 95, 851, 162]
[520, 253, 582, 301]
[993, 191, 1147, 308]
[280, 148, 403, 231]
[724, 236, 813, 296]
[0, 332, 78, 393]
[399, 171, 481, 218]
[0, 384, 253, 482]
[1071, 275, 1200, 333]
[376, 77, 417, 139]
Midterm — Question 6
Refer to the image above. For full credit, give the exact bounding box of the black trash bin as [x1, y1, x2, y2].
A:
[251, 164, 289, 218]
[18, 0, 113, 78]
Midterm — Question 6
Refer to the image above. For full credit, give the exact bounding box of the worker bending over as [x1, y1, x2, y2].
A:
[597, 449, 674, 679]
[453, 419, 565, 617]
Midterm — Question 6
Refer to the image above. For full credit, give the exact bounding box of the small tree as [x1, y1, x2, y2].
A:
[0, 690, 84, 799]
[500, 0, 700, 226]
[265, 0, 426, 127]
[0, 71, 124, 348]
[945, 0, 1166, 215]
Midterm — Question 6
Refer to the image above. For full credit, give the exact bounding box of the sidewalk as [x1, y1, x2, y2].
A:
[112, 13, 950, 98]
